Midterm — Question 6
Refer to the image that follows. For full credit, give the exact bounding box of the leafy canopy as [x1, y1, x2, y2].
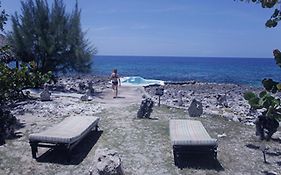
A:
[0, 1, 51, 105]
[8, 0, 96, 74]
[240, 0, 281, 121]
[236, 0, 281, 27]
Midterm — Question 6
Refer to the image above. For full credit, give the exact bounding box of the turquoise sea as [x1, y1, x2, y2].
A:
[91, 56, 281, 87]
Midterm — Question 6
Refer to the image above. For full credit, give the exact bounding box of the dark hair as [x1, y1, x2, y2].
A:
[113, 69, 117, 73]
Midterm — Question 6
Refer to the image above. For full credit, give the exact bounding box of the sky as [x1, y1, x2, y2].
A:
[1, 0, 281, 58]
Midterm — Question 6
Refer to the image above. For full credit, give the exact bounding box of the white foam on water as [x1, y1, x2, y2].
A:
[120, 76, 164, 86]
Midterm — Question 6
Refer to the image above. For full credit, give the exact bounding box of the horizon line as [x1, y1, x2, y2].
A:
[94, 54, 273, 59]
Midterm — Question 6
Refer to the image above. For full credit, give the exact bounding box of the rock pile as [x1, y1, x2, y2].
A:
[48, 76, 108, 93]
[216, 94, 228, 107]
[92, 148, 124, 175]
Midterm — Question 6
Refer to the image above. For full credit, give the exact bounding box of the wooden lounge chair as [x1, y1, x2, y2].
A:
[169, 119, 217, 166]
[29, 115, 100, 160]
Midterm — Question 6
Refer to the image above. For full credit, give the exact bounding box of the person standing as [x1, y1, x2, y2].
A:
[110, 69, 121, 98]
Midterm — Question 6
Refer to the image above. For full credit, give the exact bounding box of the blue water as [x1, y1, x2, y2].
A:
[91, 55, 281, 87]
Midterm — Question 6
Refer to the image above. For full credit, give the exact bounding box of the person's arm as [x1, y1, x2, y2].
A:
[118, 76, 121, 86]
[109, 73, 113, 80]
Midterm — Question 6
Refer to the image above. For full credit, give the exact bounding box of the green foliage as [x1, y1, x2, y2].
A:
[0, 108, 18, 145]
[262, 78, 279, 93]
[0, 62, 51, 104]
[238, 0, 281, 124]
[273, 49, 281, 67]
[8, 0, 96, 74]
[237, 0, 281, 27]
[244, 91, 281, 121]
[0, 1, 8, 32]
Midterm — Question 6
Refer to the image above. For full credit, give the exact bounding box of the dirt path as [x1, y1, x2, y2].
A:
[95, 85, 145, 107]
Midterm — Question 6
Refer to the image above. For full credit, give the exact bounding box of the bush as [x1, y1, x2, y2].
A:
[0, 62, 51, 104]
[0, 108, 18, 145]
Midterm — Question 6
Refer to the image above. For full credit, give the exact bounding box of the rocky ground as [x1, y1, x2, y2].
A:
[0, 77, 280, 175]
[145, 82, 264, 125]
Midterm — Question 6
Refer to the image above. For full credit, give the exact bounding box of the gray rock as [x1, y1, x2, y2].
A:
[94, 148, 124, 175]
[88, 81, 95, 94]
[216, 94, 228, 107]
[86, 89, 92, 97]
[177, 91, 183, 106]
[188, 99, 203, 117]
[217, 133, 227, 138]
[40, 86, 51, 101]
[137, 98, 154, 118]
[263, 171, 278, 175]
[232, 116, 241, 122]
[80, 90, 93, 101]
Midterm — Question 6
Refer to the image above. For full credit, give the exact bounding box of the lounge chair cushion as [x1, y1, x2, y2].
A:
[169, 119, 217, 146]
[29, 116, 99, 144]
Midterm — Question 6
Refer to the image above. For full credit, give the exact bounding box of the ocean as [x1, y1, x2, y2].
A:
[91, 55, 281, 87]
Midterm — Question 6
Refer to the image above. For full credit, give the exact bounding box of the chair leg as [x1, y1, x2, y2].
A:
[173, 146, 179, 167]
[95, 125, 99, 131]
[64, 144, 71, 163]
[30, 142, 38, 159]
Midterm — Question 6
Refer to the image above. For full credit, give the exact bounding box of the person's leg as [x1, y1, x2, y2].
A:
[112, 84, 117, 98]
[115, 86, 118, 97]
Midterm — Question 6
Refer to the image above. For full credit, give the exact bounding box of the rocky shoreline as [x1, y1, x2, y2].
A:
[12, 75, 269, 129]
[36, 76, 264, 126]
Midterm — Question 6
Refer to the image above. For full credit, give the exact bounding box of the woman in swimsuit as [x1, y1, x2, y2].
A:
[110, 69, 121, 98]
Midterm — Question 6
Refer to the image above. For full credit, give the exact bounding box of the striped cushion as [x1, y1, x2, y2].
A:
[29, 116, 99, 144]
[169, 119, 217, 146]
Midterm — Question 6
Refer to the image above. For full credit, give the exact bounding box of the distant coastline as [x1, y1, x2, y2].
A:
[91, 55, 280, 87]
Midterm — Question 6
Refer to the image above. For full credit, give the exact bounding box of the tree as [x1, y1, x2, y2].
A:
[0, 0, 49, 145]
[0, 1, 7, 31]
[236, 0, 281, 27]
[239, 0, 281, 140]
[8, 0, 96, 74]
[0, 0, 51, 105]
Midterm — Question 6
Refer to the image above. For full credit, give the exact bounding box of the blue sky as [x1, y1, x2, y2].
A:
[1, 0, 281, 58]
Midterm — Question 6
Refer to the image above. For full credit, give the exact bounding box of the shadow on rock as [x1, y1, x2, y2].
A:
[36, 130, 103, 165]
[175, 154, 224, 171]
[245, 143, 260, 150]
[271, 137, 281, 144]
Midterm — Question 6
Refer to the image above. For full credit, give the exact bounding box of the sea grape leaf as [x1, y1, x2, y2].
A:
[249, 97, 262, 109]
[259, 91, 267, 98]
[272, 98, 281, 107]
[244, 91, 257, 100]
[262, 78, 279, 92]
[272, 9, 279, 18]
[277, 83, 281, 91]
[265, 19, 278, 28]
[273, 49, 281, 67]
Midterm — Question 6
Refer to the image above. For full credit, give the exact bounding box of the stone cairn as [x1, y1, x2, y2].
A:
[40, 85, 51, 101]
[88, 81, 95, 95]
[188, 99, 203, 117]
[81, 81, 95, 101]
[137, 98, 154, 118]
[91, 148, 124, 175]
[216, 94, 228, 108]
[177, 90, 183, 106]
